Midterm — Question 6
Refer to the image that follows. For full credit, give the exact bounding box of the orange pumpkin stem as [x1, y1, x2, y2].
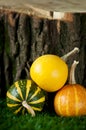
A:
[69, 60, 79, 84]
[22, 100, 35, 117]
[61, 47, 79, 62]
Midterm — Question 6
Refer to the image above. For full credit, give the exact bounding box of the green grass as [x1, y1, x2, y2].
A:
[0, 98, 86, 130]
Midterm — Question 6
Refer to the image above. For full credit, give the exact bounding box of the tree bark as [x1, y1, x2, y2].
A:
[0, 11, 86, 97]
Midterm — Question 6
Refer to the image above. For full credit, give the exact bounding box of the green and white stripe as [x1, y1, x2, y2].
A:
[7, 79, 46, 115]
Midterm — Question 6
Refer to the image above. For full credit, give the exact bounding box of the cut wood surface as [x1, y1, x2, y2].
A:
[0, 0, 86, 19]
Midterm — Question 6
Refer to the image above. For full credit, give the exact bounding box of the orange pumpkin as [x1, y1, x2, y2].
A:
[54, 60, 86, 116]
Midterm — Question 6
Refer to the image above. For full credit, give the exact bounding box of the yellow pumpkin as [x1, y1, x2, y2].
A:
[30, 54, 68, 92]
[54, 60, 86, 116]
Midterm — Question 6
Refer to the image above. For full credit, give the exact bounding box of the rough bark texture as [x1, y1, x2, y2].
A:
[0, 12, 86, 97]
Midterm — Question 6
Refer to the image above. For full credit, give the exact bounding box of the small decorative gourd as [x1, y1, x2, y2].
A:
[54, 60, 86, 116]
[30, 47, 79, 92]
[6, 79, 46, 116]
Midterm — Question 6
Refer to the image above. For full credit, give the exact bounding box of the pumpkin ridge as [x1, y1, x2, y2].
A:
[15, 81, 24, 100]
[14, 106, 23, 114]
[66, 89, 69, 115]
[26, 82, 39, 101]
[29, 96, 45, 104]
[31, 106, 42, 111]
[7, 91, 21, 102]
[73, 86, 79, 115]
[7, 103, 20, 107]
[77, 85, 86, 115]
[25, 80, 31, 100]
[56, 91, 62, 115]
[67, 86, 77, 116]
[29, 87, 41, 100]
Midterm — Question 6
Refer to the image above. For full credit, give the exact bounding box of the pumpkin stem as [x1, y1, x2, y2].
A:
[69, 60, 79, 84]
[22, 100, 35, 117]
[61, 47, 79, 62]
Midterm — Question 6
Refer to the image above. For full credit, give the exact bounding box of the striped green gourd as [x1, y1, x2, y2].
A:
[6, 79, 46, 116]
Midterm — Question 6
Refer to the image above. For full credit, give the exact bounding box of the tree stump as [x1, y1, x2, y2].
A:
[0, 0, 86, 97]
